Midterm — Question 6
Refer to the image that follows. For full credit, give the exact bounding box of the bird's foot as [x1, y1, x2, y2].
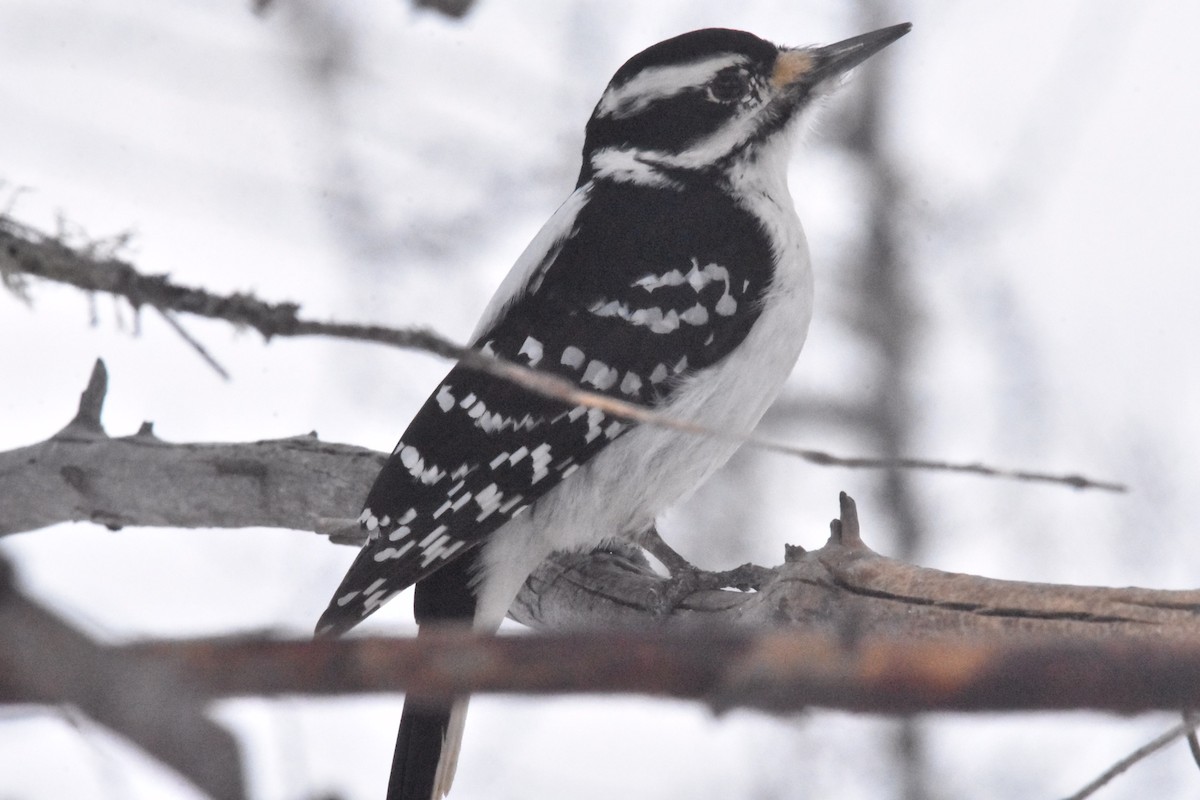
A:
[639, 527, 769, 615]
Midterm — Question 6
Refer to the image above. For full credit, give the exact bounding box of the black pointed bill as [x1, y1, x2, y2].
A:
[772, 22, 911, 90]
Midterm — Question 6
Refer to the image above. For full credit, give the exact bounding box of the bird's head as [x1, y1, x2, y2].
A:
[578, 24, 911, 188]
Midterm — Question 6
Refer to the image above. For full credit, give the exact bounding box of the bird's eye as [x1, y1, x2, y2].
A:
[707, 70, 751, 103]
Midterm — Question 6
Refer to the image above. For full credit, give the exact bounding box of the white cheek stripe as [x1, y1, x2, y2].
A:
[590, 147, 681, 189]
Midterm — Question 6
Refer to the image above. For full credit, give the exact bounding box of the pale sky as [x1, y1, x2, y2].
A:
[3, 1, 1199, 798]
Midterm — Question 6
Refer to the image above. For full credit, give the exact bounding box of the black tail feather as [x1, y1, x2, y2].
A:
[387, 701, 453, 800]
[387, 554, 478, 800]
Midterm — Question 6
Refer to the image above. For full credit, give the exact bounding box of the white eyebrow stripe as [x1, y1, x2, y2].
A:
[597, 53, 747, 118]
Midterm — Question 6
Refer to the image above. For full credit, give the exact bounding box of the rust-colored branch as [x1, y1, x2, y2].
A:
[104, 627, 1200, 714]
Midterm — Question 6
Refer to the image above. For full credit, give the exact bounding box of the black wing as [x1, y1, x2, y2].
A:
[316, 181, 774, 635]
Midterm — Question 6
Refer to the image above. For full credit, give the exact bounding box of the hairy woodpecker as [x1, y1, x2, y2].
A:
[317, 23, 910, 800]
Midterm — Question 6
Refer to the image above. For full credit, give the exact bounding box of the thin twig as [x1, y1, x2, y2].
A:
[1062, 715, 1200, 800]
[1186, 711, 1200, 770]
[154, 308, 231, 381]
[0, 213, 1125, 492]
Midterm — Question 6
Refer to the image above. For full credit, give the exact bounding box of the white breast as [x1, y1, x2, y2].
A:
[472, 138, 813, 626]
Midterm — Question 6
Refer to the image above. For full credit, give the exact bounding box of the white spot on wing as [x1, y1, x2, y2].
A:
[420, 534, 452, 566]
[619, 371, 643, 396]
[419, 526, 448, 547]
[629, 307, 657, 327]
[584, 408, 606, 443]
[373, 542, 415, 562]
[649, 309, 680, 334]
[588, 299, 625, 317]
[530, 443, 553, 484]
[474, 483, 504, 521]
[435, 385, 455, 412]
[361, 587, 394, 612]
[633, 269, 686, 292]
[561, 346, 585, 369]
[680, 303, 709, 326]
[582, 360, 619, 390]
[518, 336, 544, 366]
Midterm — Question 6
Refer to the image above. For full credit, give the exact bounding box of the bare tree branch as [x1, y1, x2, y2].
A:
[4, 483, 1199, 796]
[0, 362, 1185, 639]
[154, 307, 231, 380]
[508, 493, 1200, 635]
[0, 215, 1124, 493]
[0, 363, 381, 538]
[1064, 715, 1200, 800]
[252, 0, 477, 20]
[0, 557, 245, 800]
[4, 362, 1194, 650]
[5, 495, 1200, 717]
[28, 614, 1200, 715]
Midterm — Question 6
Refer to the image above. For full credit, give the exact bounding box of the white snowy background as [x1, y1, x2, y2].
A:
[2, 1, 1199, 798]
